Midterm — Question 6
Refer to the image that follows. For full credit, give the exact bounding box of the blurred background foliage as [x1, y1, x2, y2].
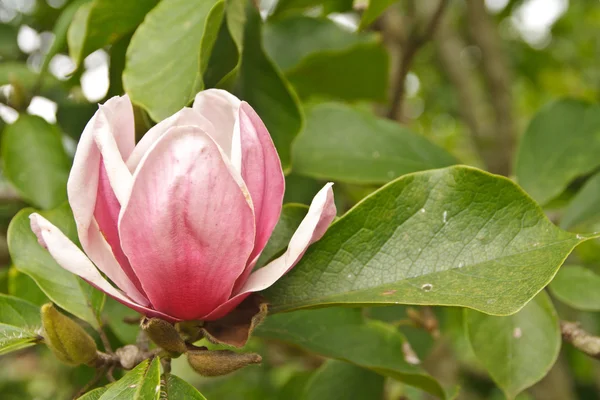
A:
[1, 0, 600, 399]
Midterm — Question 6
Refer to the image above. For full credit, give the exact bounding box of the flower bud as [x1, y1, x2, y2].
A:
[187, 348, 262, 377]
[141, 317, 187, 355]
[41, 303, 98, 366]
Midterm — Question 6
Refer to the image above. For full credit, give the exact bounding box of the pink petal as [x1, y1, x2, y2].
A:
[231, 102, 285, 293]
[192, 89, 241, 161]
[205, 184, 335, 320]
[67, 95, 148, 305]
[238, 183, 336, 294]
[29, 213, 177, 322]
[118, 126, 256, 321]
[126, 108, 215, 172]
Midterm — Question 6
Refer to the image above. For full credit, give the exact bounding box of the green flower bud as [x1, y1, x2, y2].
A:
[187, 348, 262, 377]
[141, 317, 187, 355]
[41, 303, 98, 366]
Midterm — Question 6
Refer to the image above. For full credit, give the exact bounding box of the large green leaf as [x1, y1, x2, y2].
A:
[256, 307, 447, 398]
[561, 170, 600, 229]
[303, 360, 385, 400]
[292, 103, 457, 183]
[8, 267, 49, 306]
[264, 16, 388, 102]
[98, 357, 161, 400]
[549, 265, 600, 311]
[161, 374, 207, 399]
[263, 15, 375, 71]
[7, 205, 103, 329]
[515, 99, 600, 205]
[266, 166, 591, 316]
[67, 0, 158, 66]
[123, 0, 224, 121]
[237, 3, 302, 171]
[286, 43, 388, 102]
[0, 294, 41, 328]
[256, 204, 308, 268]
[269, 0, 353, 18]
[465, 292, 560, 398]
[2, 115, 71, 210]
[0, 294, 42, 355]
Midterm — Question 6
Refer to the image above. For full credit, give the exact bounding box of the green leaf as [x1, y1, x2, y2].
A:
[286, 42, 389, 102]
[292, 103, 457, 183]
[0, 293, 41, 328]
[266, 166, 590, 316]
[161, 374, 207, 399]
[0, 294, 42, 356]
[0, 24, 20, 60]
[40, 0, 90, 76]
[515, 99, 600, 205]
[561, 170, 600, 229]
[465, 292, 560, 398]
[264, 16, 388, 102]
[263, 16, 375, 71]
[7, 205, 103, 329]
[303, 360, 384, 400]
[77, 387, 109, 400]
[2, 115, 71, 209]
[237, 3, 302, 171]
[98, 357, 161, 400]
[549, 265, 600, 311]
[256, 204, 308, 268]
[8, 266, 50, 306]
[270, 0, 353, 18]
[358, 0, 397, 30]
[256, 307, 447, 398]
[123, 0, 224, 121]
[0, 324, 40, 355]
[67, 0, 159, 66]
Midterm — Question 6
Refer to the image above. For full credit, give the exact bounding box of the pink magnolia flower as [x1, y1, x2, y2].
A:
[30, 89, 335, 322]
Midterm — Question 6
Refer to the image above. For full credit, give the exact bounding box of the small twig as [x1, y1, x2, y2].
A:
[123, 316, 142, 325]
[161, 357, 172, 374]
[136, 330, 150, 352]
[406, 306, 440, 338]
[97, 323, 113, 353]
[561, 321, 600, 360]
[387, 0, 449, 121]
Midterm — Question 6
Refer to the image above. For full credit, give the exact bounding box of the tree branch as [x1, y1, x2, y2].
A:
[465, 0, 515, 175]
[386, 0, 449, 121]
[435, 15, 495, 169]
[561, 321, 600, 360]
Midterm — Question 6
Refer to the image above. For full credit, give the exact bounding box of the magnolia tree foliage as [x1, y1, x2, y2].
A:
[1, 0, 600, 399]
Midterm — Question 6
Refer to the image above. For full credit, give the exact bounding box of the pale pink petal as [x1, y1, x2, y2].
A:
[67, 95, 147, 304]
[29, 213, 176, 321]
[126, 108, 215, 172]
[231, 102, 285, 293]
[204, 184, 335, 320]
[118, 126, 255, 321]
[192, 89, 241, 161]
[238, 183, 336, 294]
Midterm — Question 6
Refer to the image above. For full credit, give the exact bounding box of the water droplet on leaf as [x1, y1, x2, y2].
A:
[421, 283, 433, 292]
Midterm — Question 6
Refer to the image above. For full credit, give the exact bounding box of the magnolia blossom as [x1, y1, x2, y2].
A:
[30, 89, 335, 322]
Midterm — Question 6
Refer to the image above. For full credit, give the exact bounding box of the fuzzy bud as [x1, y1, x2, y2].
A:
[41, 303, 98, 366]
[141, 317, 187, 355]
[187, 348, 262, 377]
